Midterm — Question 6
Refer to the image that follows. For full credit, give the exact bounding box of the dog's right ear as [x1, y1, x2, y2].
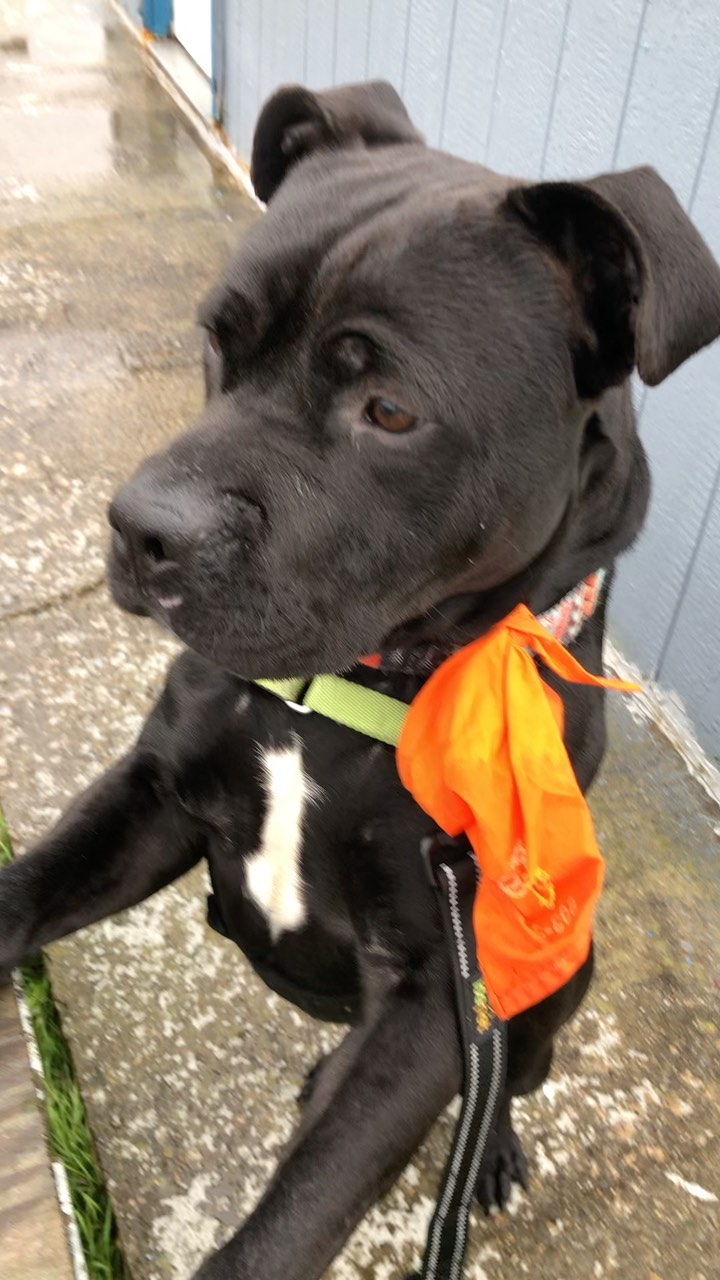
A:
[250, 81, 423, 203]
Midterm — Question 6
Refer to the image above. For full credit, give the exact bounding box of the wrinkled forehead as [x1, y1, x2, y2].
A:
[200, 147, 510, 334]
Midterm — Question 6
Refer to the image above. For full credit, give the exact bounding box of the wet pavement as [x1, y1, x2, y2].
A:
[0, 3, 719, 1279]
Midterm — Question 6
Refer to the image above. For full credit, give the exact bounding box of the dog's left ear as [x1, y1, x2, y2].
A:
[505, 168, 720, 396]
[251, 80, 423, 204]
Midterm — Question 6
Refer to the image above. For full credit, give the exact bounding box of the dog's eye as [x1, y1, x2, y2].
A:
[363, 398, 416, 433]
[207, 329, 222, 357]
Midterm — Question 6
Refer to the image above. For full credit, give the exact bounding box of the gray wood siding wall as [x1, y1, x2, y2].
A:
[218, 1, 720, 760]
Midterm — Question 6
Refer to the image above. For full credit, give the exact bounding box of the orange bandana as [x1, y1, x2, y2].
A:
[397, 604, 638, 1020]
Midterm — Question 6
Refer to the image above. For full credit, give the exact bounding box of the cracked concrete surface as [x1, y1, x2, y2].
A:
[1, 3, 719, 1279]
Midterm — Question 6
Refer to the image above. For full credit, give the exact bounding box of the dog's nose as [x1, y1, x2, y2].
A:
[108, 477, 217, 586]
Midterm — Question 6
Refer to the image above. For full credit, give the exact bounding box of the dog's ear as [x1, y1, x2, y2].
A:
[251, 80, 423, 204]
[587, 167, 720, 385]
[505, 169, 720, 395]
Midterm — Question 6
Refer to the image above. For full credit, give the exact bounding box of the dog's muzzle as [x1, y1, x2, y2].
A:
[108, 477, 209, 615]
[107, 473, 264, 618]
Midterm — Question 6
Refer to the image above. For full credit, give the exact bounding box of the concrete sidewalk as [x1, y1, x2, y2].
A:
[1, 3, 719, 1278]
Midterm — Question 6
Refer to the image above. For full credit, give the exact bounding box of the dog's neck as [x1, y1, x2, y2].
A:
[380, 398, 650, 668]
[372, 569, 606, 680]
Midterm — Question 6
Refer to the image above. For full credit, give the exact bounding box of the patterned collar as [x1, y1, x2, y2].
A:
[370, 570, 607, 677]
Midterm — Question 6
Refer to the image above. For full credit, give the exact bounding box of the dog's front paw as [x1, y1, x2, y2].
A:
[297, 1052, 329, 1107]
[475, 1123, 529, 1214]
[191, 1239, 244, 1280]
[191, 1257, 232, 1280]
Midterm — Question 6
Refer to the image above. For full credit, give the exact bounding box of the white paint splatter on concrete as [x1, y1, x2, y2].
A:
[664, 1171, 718, 1203]
[153, 1174, 223, 1279]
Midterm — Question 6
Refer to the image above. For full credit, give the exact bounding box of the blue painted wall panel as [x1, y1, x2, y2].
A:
[440, 0, 507, 161]
[484, 0, 570, 174]
[143, 1, 172, 37]
[224, 0, 262, 158]
[366, 0, 411, 93]
[610, 344, 720, 679]
[217, 0, 720, 752]
[611, 44, 720, 680]
[614, 0, 720, 204]
[540, 0, 645, 178]
[335, 0, 371, 85]
[272, 0, 307, 91]
[257, 0, 280, 105]
[400, 0, 456, 146]
[303, 0, 336, 89]
[659, 481, 720, 762]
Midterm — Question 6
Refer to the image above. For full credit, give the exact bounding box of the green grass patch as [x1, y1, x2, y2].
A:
[0, 810, 128, 1279]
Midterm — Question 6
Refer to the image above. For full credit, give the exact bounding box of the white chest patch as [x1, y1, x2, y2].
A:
[244, 741, 317, 941]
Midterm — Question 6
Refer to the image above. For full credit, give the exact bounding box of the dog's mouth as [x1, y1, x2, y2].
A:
[106, 520, 419, 679]
[110, 566, 422, 680]
[106, 468, 576, 681]
[105, 450, 459, 677]
[106, 520, 539, 683]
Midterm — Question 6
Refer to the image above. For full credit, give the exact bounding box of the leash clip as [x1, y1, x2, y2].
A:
[420, 832, 471, 888]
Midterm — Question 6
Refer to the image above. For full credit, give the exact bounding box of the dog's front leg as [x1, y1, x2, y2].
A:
[193, 961, 461, 1280]
[0, 751, 202, 979]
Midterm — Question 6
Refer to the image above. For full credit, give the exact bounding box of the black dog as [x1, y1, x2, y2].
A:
[2, 82, 720, 1280]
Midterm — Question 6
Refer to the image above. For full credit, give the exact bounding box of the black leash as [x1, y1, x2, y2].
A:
[419, 837, 508, 1280]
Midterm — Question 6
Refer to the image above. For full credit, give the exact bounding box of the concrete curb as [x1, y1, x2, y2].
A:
[0, 983, 75, 1280]
[13, 974, 90, 1280]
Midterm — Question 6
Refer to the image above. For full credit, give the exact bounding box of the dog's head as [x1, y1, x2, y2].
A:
[108, 81, 720, 678]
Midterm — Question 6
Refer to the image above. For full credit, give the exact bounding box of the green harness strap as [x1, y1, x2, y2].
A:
[256, 670, 507, 1280]
[255, 673, 408, 747]
[255, 677, 308, 703]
